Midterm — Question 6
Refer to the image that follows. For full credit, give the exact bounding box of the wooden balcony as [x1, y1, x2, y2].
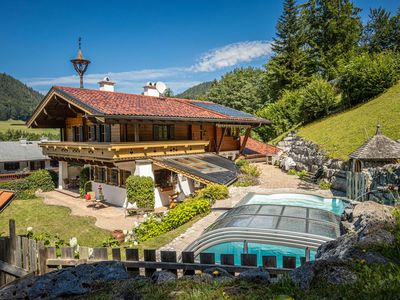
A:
[39, 140, 210, 163]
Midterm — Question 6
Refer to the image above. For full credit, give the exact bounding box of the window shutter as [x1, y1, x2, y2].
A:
[105, 125, 111, 142]
[79, 126, 84, 142]
[153, 125, 159, 140]
[96, 125, 101, 142]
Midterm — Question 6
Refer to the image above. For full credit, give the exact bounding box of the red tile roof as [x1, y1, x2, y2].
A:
[54, 86, 267, 123]
[240, 136, 279, 156]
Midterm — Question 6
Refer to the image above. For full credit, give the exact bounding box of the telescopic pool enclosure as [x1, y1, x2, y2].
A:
[185, 193, 343, 264]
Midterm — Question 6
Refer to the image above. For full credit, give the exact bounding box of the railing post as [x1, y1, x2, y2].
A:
[262, 256, 277, 268]
[181, 251, 195, 276]
[125, 248, 139, 276]
[241, 254, 257, 267]
[160, 251, 177, 275]
[221, 254, 235, 276]
[144, 249, 156, 277]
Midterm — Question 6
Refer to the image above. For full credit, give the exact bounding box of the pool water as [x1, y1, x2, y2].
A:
[203, 242, 316, 268]
[246, 193, 345, 215]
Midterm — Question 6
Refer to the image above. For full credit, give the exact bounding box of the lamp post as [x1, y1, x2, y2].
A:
[70, 37, 90, 88]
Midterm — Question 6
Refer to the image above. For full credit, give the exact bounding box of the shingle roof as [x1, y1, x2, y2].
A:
[240, 136, 279, 156]
[0, 141, 49, 163]
[349, 126, 400, 160]
[54, 86, 269, 124]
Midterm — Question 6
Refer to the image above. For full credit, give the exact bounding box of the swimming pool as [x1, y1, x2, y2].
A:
[203, 242, 316, 268]
[240, 193, 346, 215]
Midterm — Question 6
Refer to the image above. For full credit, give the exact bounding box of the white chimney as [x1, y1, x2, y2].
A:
[143, 82, 160, 97]
[98, 77, 115, 92]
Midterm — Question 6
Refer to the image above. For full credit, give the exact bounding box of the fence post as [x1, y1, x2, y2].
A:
[37, 242, 46, 275]
[143, 249, 156, 277]
[21, 237, 29, 271]
[241, 254, 257, 267]
[262, 256, 277, 268]
[28, 239, 37, 274]
[46, 246, 57, 272]
[160, 251, 177, 275]
[282, 256, 296, 269]
[92, 247, 108, 260]
[199, 253, 215, 265]
[125, 248, 139, 276]
[221, 254, 235, 276]
[181, 251, 194, 276]
[112, 248, 121, 261]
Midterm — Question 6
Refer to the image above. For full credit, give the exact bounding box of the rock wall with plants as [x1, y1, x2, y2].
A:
[277, 132, 348, 192]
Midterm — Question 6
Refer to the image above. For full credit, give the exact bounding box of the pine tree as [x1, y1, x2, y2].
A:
[302, 0, 362, 79]
[266, 0, 309, 101]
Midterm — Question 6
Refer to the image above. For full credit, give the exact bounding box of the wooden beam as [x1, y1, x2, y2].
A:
[216, 127, 227, 154]
[239, 127, 251, 155]
[0, 260, 33, 278]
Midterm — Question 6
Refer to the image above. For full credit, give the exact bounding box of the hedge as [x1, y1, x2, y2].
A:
[195, 184, 229, 204]
[126, 175, 155, 208]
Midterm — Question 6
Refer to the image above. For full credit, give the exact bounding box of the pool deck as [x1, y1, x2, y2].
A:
[159, 163, 335, 253]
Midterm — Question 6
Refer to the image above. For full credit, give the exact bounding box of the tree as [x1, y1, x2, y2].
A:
[265, 0, 309, 100]
[162, 88, 174, 97]
[205, 68, 264, 113]
[363, 8, 397, 53]
[302, 0, 362, 79]
[301, 77, 336, 122]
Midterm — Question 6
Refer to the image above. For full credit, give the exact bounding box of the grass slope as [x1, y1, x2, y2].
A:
[0, 119, 58, 135]
[297, 82, 400, 160]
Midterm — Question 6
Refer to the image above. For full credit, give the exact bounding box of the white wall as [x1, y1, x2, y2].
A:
[91, 181, 127, 207]
[134, 159, 164, 208]
[176, 174, 195, 197]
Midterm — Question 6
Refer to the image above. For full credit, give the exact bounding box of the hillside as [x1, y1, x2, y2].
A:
[0, 73, 43, 121]
[297, 81, 400, 160]
[176, 81, 214, 100]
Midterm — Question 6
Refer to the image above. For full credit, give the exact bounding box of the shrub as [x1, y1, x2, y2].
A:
[301, 77, 337, 123]
[339, 51, 400, 106]
[134, 198, 211, 242]
[235, 159, 249, 168]
[48, 169, 58, 187]
[233, 174, 260, 187]
[195, 184, 229, 204]
[79, 167, 91, 198]
[26, 169, 55, 192]
[240, 164, 261, 177]
[297, 170, 308, 179]
[126, 175, 155, 209]
[287, 169, 297, 175]
[102, 237, 120, 247]
[319, 179, 332, 190]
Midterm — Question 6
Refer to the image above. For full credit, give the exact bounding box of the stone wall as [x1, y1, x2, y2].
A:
[366, 164, 400, 204]
[277, 132, 348, 192]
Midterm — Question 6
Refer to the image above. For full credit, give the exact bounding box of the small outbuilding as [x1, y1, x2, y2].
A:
[349, 125, 400, 172]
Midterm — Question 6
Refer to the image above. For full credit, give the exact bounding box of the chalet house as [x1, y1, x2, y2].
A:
[27, 79, 270, 208]
[0, 139, 56, 182]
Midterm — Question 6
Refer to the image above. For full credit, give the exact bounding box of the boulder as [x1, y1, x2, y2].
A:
[289, 260, 357, 289]
[151, 271, 177, 284]
[203, 267, 234, 278]
[238, 267, 270, 283]
[0, 261, 129, 300]
[353, 201, 396, 232]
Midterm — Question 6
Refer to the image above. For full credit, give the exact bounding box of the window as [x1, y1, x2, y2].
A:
[153, 125, 174, 140]
[72, 126, 81, 142]
[120, 170, 131, 187]
[4, 162, 19, 171]
[95, 167, 106, 183]
[87, 125, 95, 141]
[154, 169, 174, 188]
[50, 160, 59, 168]
[107, 168, 119, 186]
[226, 127, 240, 137]
[30, 160, 45, 171]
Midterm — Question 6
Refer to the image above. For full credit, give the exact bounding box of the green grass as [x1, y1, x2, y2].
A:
[0, 198, 111, 247]
[297, 82, 400, 160]
[0, 119, 58, 135]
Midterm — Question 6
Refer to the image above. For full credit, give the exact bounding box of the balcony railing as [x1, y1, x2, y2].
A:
[39, 140, 210, 162]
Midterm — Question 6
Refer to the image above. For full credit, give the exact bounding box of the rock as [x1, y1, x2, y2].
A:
[289, 262, 315, 289]
[151, 271, 177, 284]
[353, 201, 396, 232]
[112, 230, 125, 243]
[0, 261, 129, 300]
[203, 267, 234, 278]
[326, 266, 357, 285]
[238, 267, 270, 283]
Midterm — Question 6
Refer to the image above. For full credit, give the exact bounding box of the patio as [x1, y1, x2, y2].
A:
[39, 190, 143, 231]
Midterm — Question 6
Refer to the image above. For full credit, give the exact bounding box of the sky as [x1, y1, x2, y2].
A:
[0, 0, 398, 95]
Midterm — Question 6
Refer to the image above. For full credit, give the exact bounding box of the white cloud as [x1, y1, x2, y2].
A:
[191, 41, 273, 72]
[23, 40, 273, 92]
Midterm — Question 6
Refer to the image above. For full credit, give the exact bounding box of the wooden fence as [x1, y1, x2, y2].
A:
[0, 220, 296, 287]
[346, 171, 367, 200]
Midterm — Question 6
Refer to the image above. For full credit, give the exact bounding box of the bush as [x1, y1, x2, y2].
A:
[48, 169, 58, 187]
[339, 51, 400, 106]
[195, 184, 229, 204]
[79, 167, 91, 198]
[297, 170, 308, 179]
[101, 237, 120, 248]
[240, 164, 261, 177]
[126, 176, 155, 209]
[301, 77, 337, 123]
[287, 169, 297, 175]
[233, 174, 260, 187]
[319, 179, 332, 190]
[235, 159, 250, 168]
[134, 198, 211, 242]
[26, 169, 55, 192]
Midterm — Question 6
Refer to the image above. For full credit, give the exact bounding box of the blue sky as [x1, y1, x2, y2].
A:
[1, 0, 398, 94]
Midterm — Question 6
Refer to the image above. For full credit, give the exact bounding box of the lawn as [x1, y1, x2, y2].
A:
[0, 119, 59, 135]
[0, 198, 111, 247]
[297, 82, 400, 160]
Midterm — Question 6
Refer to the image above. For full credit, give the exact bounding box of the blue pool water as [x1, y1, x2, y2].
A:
[203, 242, 316, 268]
[246, 193, 345, 215]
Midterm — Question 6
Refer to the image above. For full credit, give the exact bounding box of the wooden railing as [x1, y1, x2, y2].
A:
[0, 172, 31, 182]
[40, 140, 209, 162]
[0, 220, 295, 287]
